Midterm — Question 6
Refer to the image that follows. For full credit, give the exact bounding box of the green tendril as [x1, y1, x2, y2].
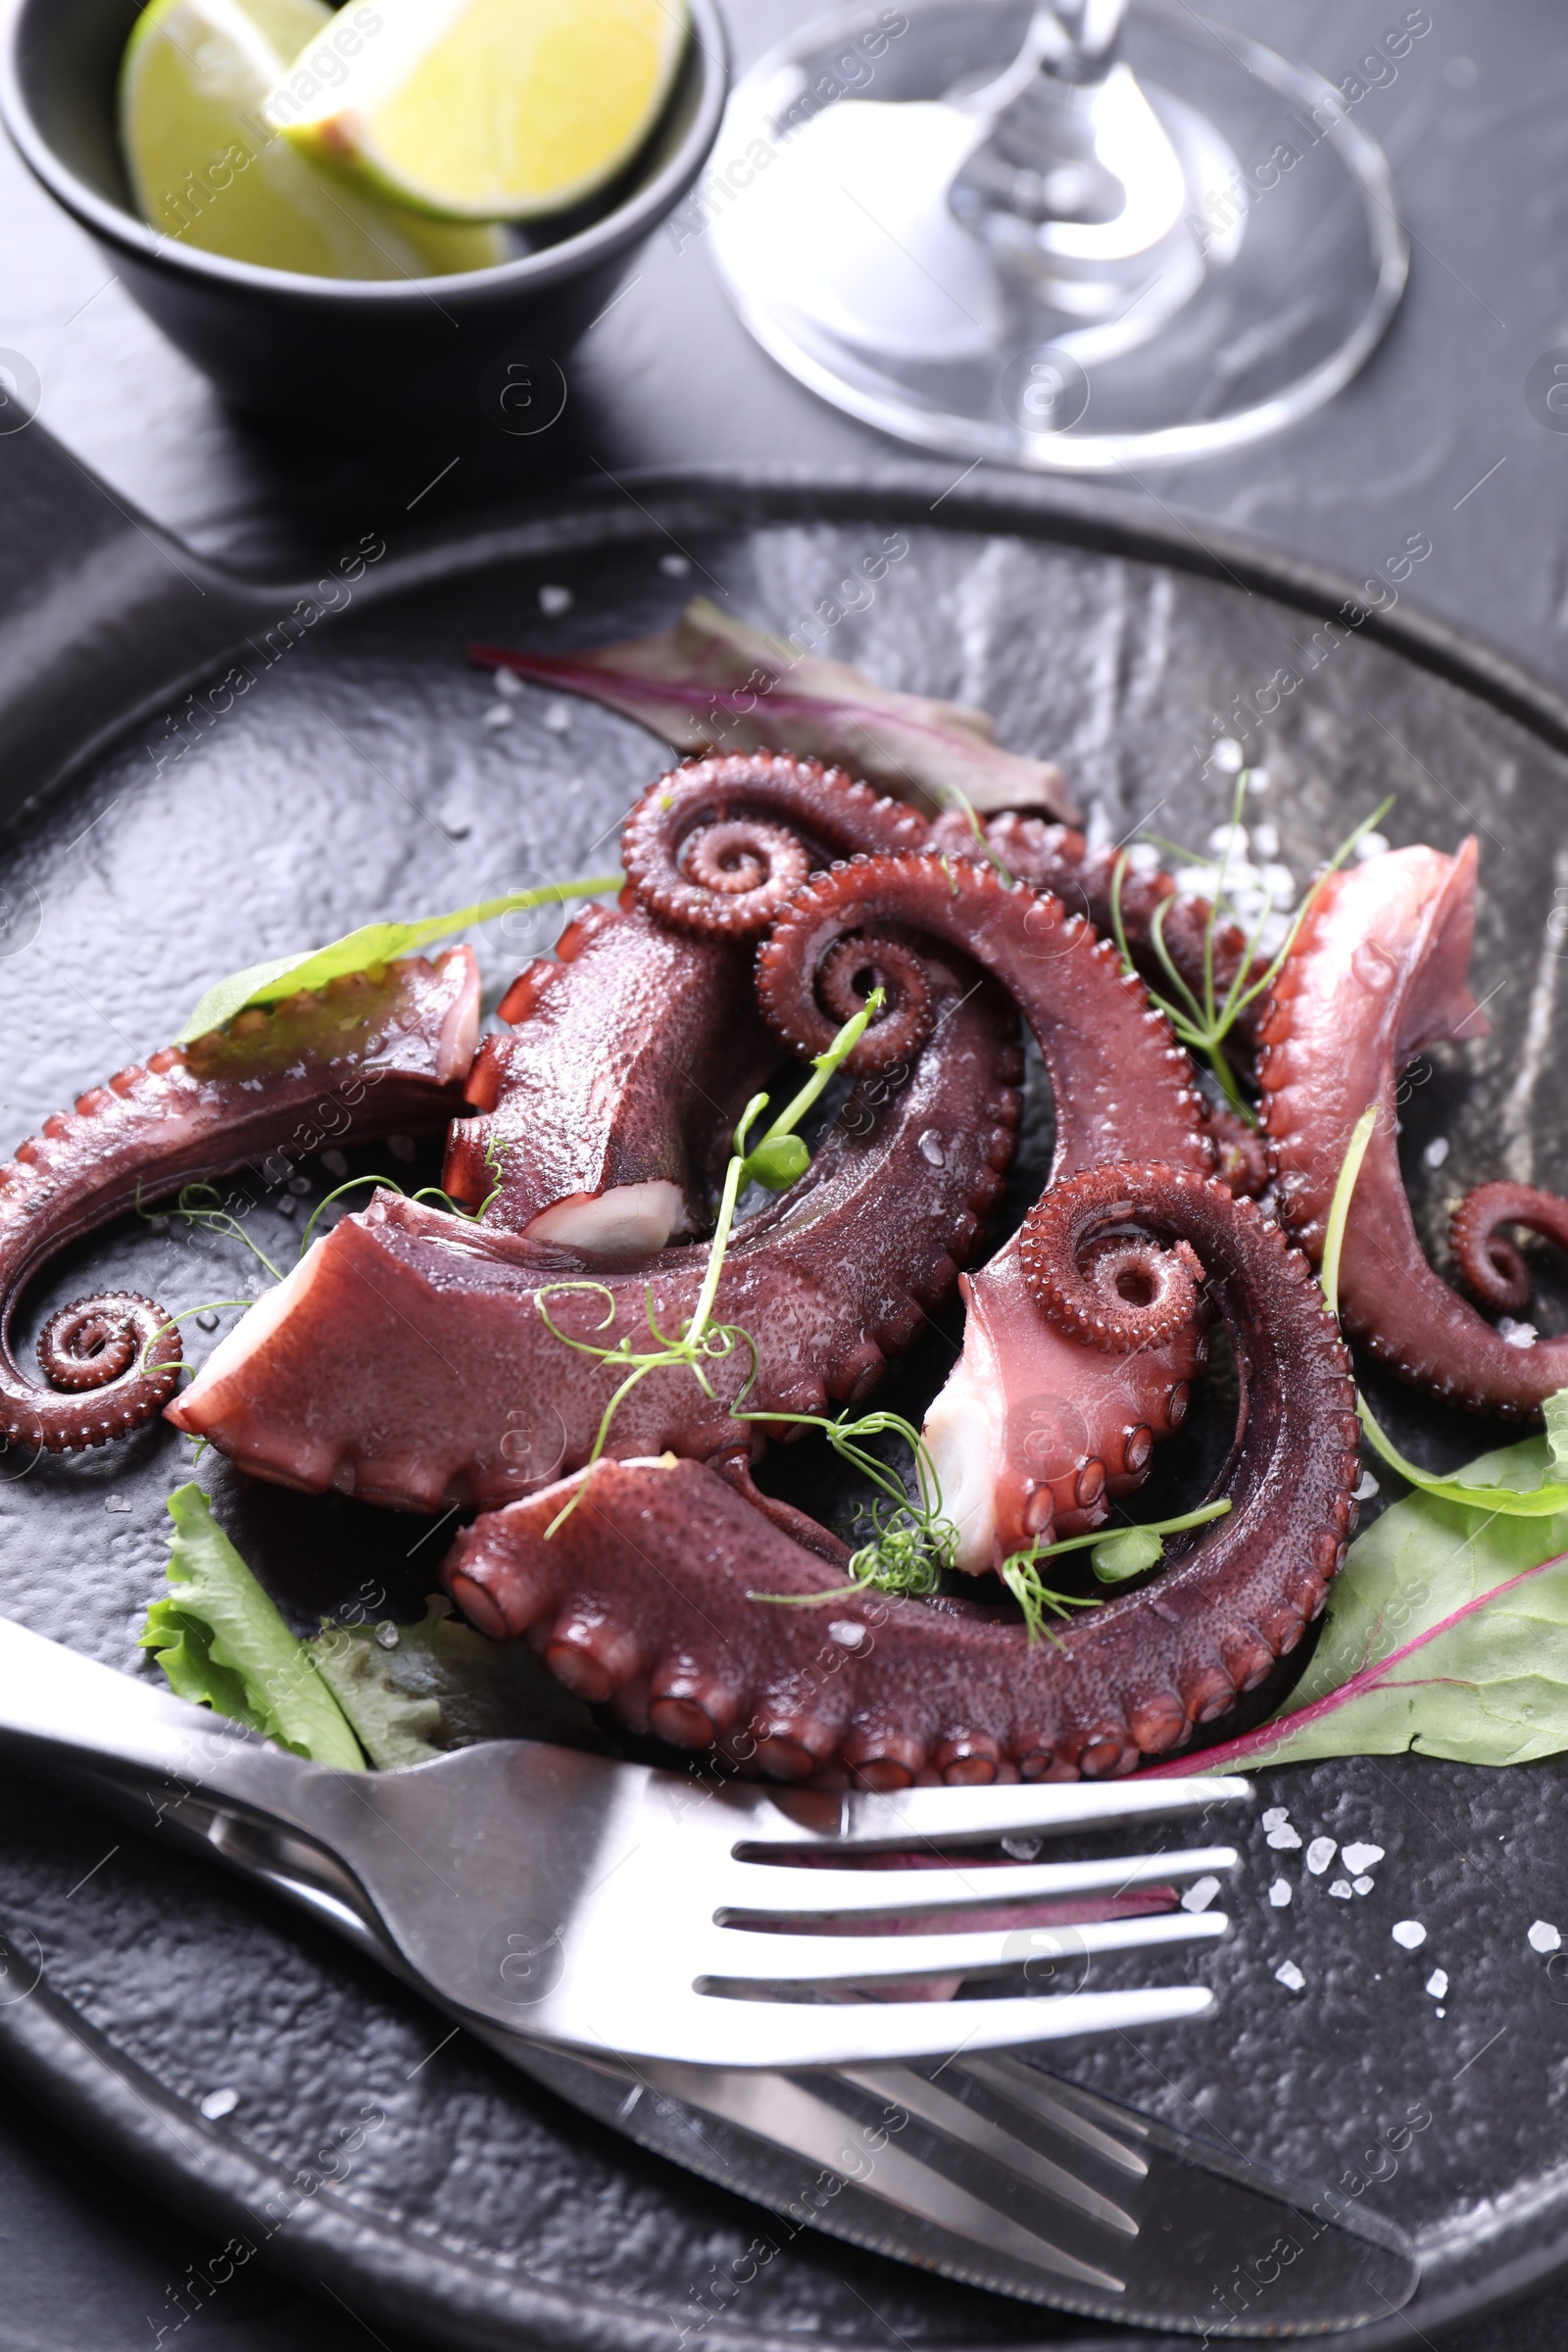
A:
[540, 996, 886, 1537]
[136, 1298, 257, 1379]
[1110, 787, 1396, 1124]
[149, 1183, 284, 1283]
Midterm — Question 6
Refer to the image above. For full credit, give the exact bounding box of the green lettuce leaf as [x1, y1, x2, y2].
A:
[307, 1597, 598, 1769]
[1154, 1428, 1568, 1775]
[141, 1486, 366, 1770]
[470, 597, 1077, 820]
[175, 875, 621, 1044]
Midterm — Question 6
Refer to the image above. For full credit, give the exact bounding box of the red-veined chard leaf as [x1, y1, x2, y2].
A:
[470, 596, 1076, 820]
[1151, 1422, 1568, 1774]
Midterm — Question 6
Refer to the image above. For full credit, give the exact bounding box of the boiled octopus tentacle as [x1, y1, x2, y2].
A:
[444, 902, 779, 1254]
[929, 809, 1274, 1197]
[0, 953, 479, 1452]
[167, 972, 1024, 1508]
[445, 1170, 1357, 1785]
[1448, 1183, 1568, 1317]
[620, 750, 930, 937]
[169, 850, 1220, 1513]
[1258, 837, 1568, 1416]
[443, 754, 931, 1252]
[755, 851, 1211, 1174]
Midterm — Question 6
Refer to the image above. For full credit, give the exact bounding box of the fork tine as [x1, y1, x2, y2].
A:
[702, 1907, 1227, 1987]
[742, 1777, 1251, 1852]
[719, 1844, 1239, 1920]
[836, 2066, 1139, 2235]
[687, 1983, 1214, 2069]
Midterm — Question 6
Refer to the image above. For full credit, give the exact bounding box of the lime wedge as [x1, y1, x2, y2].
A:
[266, 0, 690, 224]
[120, 0, 508, 278]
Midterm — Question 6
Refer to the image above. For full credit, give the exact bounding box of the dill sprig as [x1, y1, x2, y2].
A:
[1110, 782, 1395, 1122]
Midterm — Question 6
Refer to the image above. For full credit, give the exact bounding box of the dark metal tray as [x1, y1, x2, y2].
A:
[3, 424, 1568, 2351]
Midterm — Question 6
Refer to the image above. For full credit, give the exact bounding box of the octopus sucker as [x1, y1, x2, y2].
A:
[1261, 837, 1568, 1415]
[446, 1166, 1356, 1784]
[0, 952, 479, 1453]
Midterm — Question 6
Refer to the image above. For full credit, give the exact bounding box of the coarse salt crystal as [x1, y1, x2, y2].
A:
[1210, 738, 1245, 773]
[321, 1149, 348, 1178]
[1355, 831, 1391, 860]
[1247, 765, 1271, 793]
[1180, 1876, 1222, 1914]
[482, 703, 514, 729]
[543, 700, 572, 734]
[660, 553, 692, 578]
[1266, 1824, 1302, 1850]
[1261, 1807, 1290, 1831]
[1342, 1843, 1384, 1874]
[539, 583, 573, 615]
[1499, 1318, 1539, 1349]
[1274, 1960, 1305, 1991]
[1250, 820, 1280, 858]
[1392, 1920, 1427, 1950]
[200, 2087, 238, 2121]
[1529, 1920, 1562, 1953]
[1424, 1136, 1449, 1169]
[1329, 1881, 1353, 1899]
[1353, 1468, 1380, 1501]
[493, 667, 522, 697]
[1305, 1838, 1337, 1876]
[1353, 1876, 1374, 1895]
[1268, 1880, 1292, 1908]
[1426, 1969, 1449, 1998]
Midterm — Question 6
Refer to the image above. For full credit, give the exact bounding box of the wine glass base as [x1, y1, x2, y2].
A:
[710, 0, 1409, 471]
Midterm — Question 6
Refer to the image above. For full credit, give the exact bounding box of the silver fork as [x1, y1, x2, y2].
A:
[0, 1613, 1247, 2068]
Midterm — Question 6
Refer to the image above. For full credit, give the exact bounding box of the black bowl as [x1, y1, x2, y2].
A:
[0, 0, 726, 437]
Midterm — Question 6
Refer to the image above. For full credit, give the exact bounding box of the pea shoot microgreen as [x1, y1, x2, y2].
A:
[1110, 781, 1395, 1122]
[537, 989, 888, 1536]
[999, 1499, 1234, 1646]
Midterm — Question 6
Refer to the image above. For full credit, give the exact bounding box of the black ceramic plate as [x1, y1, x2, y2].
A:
[4, 439, 1568, 2352]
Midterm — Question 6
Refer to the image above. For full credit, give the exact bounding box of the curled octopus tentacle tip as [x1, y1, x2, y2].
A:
[14, 1291, 182, 1451]
[620, 750, 931, 940]
[1449, 1180, 1568, 1316]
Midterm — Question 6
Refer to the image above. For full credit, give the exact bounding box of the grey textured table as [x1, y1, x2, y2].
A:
[2, 2, 1567, 2345]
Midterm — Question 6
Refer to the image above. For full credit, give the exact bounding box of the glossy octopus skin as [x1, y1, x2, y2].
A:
[446, 1168, 1357, 1788]
[1258, 838, 1568, 1417]
[0, 953, 478, 1452]
[166, 973, 1025, 1508]
[443, 755, 933, 1254]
